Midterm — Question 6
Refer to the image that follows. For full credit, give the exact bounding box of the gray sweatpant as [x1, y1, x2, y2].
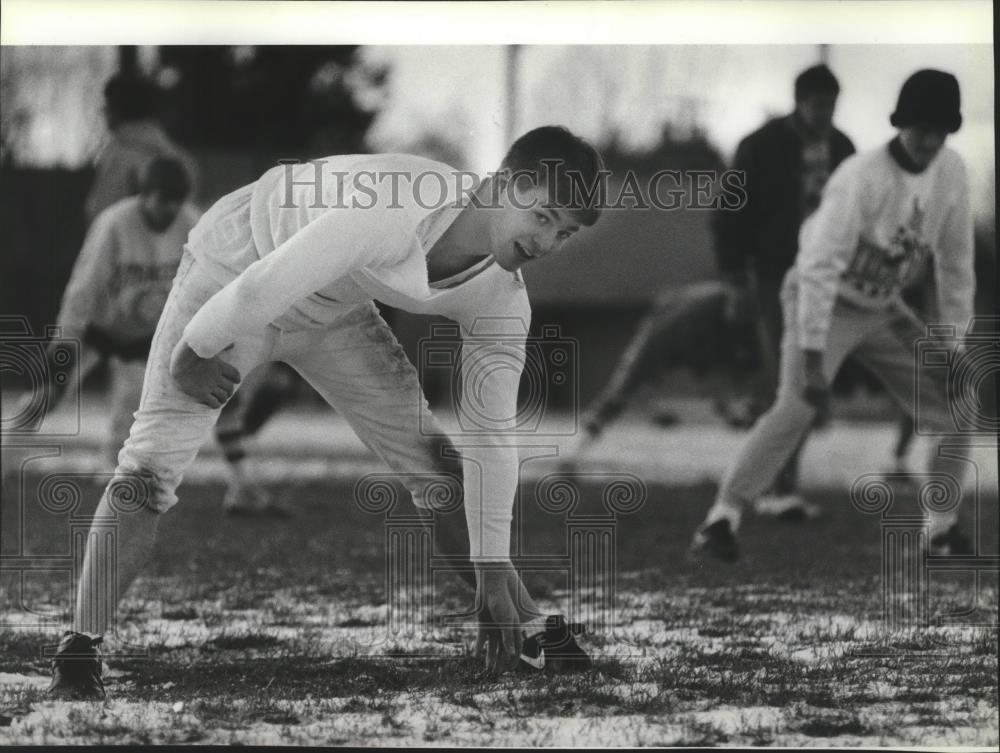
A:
[710, 270, 969, 533]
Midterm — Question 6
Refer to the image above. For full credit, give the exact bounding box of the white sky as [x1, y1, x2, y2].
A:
[365, 44, 994, 219]
[2, 2, 993, 218]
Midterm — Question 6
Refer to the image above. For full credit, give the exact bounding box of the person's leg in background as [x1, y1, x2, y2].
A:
[850, 306, 975, 554]
[213, 364, 295, 516]
[748, 272, 784, 420]
[882, 272, 934, 479]
[238, 364, 297, 437]
[105, 356, 147, 468]
[575, 284, 728, 463]
[751, 270, 817, 518]
[578, 299, 675, 439]
[888, 412, 917, 475]
[693, 282, 879, 560]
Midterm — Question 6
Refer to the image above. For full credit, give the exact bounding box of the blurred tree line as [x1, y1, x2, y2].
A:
[154, 46, 386, 161]
[599, 124, 725, 175]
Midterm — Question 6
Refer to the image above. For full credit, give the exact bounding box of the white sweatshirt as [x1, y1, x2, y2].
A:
[57, 197, 199, 342]
[795, 143, 975, 351]
[182, 154, 530, 561]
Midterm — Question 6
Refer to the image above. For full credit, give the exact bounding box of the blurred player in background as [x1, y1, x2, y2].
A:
[22, 158, 197, 460]
[567, 280, 757, 464]
[692, 69, 976, 561]
[212, 362, 298, 514]
[86, 74, 200, 223]
[712, 64, 856, 520]
[18, 157, 287, 515]
[89, 72, 293, 514]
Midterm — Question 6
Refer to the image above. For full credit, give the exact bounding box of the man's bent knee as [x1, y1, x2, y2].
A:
[105, 463, 179, 515]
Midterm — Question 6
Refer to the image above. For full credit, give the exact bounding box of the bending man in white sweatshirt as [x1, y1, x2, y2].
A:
[48, 126, 605, 697]
[691, 70, 977, 561]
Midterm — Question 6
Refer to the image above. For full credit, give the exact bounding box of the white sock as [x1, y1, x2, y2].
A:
[522, 615, 548, 636]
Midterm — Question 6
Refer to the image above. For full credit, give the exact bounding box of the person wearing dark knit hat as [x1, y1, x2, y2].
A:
[694, 69, 977, 562]
[878, 68, 965, 478]
[889, 69, 963, 171]
[891, 68, 963, 134]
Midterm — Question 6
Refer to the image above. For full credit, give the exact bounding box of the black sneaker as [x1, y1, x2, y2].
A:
[520, 615, 592, 672]
[929, 525, 974, 556]
[690, 519, 740, 562]
[48, 631, 106, 700]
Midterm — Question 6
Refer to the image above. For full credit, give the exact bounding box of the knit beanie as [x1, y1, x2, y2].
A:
[890, 69, 962, 133]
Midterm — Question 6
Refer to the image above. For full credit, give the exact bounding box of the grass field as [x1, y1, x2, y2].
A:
[1, 472, 997, 747]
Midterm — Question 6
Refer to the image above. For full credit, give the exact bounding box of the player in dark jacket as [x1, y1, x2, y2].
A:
[712, 64, 855, 517]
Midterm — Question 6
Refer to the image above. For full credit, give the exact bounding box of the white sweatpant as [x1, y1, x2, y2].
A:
[710, 270, 971, 534]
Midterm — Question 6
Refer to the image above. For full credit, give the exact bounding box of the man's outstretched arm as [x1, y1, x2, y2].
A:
[456, 320, 545, 671]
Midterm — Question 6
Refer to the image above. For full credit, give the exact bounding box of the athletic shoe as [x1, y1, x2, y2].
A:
[690, 519, 740, 562]
[520, 615, 592, 672]
[754, 494, 824, 522]
[47, 631, 106, 700]
[929, 525, 974, 556]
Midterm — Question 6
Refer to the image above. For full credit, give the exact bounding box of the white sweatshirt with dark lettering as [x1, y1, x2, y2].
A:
[182, 154, 529, 562]
[57, 196, 199, 343]
[794, 143, 975, 351]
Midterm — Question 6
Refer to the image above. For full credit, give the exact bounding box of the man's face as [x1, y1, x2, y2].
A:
[796, 93, 838, 133]
[898, 125, 948, 170]
[139, 191, 182, 232]
[487, 176, 584, 272]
